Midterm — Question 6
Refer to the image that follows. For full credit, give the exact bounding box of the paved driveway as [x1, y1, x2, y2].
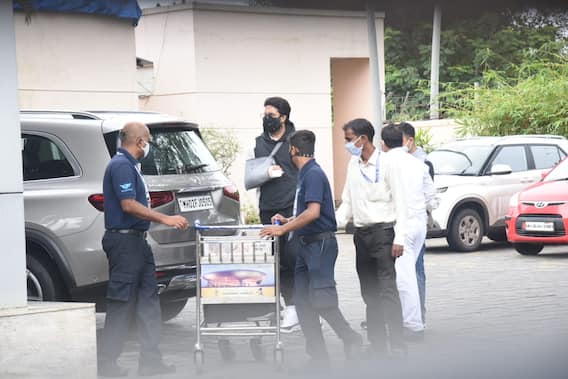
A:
[97, 235, 568, 378]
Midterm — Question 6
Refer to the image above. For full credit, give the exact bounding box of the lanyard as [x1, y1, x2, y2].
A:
[359, 153, 380, 183]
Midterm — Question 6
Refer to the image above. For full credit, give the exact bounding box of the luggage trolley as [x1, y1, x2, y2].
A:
[193, 223, 284, 373]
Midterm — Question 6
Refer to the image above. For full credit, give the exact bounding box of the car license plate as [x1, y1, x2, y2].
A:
[178, 195, 214, 212]
[524, 221, 554, 232]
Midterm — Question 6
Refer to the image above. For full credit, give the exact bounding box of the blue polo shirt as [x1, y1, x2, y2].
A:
[103, 148, 150, 231]
[295, 159, 337, 237]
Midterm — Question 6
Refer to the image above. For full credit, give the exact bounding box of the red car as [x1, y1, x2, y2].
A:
[506, 157, 568, 255]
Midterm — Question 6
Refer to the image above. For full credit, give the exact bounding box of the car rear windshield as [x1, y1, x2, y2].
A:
[427, 144, 493, 175]
[104, 126, 219, 175]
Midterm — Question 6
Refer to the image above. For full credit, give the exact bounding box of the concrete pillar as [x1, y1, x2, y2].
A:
[0, 6, 97, 377]
[366, 1, 383, 143]
[0, 0, 27, 309]
[429, 4, 442, 120]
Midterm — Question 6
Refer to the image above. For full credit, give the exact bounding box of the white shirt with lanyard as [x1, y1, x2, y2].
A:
[358, 148, 380, 184]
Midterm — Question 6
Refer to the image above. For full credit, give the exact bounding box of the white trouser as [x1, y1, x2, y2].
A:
[395, 213, 427, 332]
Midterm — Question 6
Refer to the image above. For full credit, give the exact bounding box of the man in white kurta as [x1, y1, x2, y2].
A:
[387, 134, 436, 336]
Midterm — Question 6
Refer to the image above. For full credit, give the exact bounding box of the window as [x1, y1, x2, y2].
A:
[530, 145, 563, 170]
[142, 128, 219, 175]
[490, 145, 527, 173]
[105, 126, 220, 176]
[22, 135, 75, 180]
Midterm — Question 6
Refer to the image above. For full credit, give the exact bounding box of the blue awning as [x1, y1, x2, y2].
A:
[13, 0, 142, 25]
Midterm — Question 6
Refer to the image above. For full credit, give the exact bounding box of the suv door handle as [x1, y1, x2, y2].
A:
[520, 178, 535, 183]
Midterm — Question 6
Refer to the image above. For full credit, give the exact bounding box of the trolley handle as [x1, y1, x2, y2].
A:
[194, 221, 270, 231]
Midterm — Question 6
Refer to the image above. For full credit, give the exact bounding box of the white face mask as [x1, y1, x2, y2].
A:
[142, 141, 150, 159]
[345, 136, 363, 157]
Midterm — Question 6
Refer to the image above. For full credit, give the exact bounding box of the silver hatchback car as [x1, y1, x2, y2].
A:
[22, 110, 240, 320]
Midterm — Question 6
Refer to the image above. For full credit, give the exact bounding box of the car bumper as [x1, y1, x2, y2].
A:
[506, 215, 568, 244]
[156, 264, 197, 301]
[427, 219, 446, 238]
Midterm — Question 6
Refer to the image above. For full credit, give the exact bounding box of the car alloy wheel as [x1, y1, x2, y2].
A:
[447, 208, 484, 252]
[458, 215, 481, 246]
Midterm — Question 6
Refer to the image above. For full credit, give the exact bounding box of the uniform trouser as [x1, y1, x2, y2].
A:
[294, 235, 357, 360]
[354, 223, 404, 352]
[395, 214, 427, 332]
[260, 206, 295, 306]
[416, 243, 426, 323]
[99, 232, 162, 365]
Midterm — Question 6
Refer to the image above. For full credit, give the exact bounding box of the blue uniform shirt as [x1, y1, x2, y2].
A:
[294, 159, 337, 236]
[103, 148, 150, 231]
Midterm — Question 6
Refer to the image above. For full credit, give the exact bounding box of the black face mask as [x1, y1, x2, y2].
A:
[263, 115, 282, 134]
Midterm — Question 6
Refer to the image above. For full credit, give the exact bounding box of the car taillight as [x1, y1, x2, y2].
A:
[155, 271, 167, 279]
[150, 191, 174, 208]
[223, 185, 240, 202]
[88, 194, 105, 212]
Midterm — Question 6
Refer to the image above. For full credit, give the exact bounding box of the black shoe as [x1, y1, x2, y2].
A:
[343, 332, 363, 360]
[403, 328, 425, 343]
[98, 361, 128, 377]
[138, 361, 176, 376]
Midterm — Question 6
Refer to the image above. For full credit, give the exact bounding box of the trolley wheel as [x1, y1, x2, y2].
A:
[273, 347, 284, 371]
[250, 338, 265, 362]
[218, 339, 236, 363]
[194, 349, 204, 375]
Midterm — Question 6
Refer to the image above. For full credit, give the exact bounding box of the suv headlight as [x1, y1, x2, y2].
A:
[508, 192, 520, 208]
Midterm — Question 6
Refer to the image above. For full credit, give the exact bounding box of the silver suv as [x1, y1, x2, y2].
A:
[22, 110, 240, 320]
[427, 135, 568, 252]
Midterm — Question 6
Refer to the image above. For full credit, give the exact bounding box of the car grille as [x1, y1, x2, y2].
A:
[515, 214, 565, 237]
[521, 201, 565, 208]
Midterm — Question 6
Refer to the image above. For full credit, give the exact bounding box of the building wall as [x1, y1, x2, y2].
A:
[136, 4, 385, 205]
[330, 58, 373, 204]
[14, 12, 138, 110]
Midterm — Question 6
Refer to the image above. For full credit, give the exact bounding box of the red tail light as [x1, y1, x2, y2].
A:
[223, 185, 240, 202]
[155, 271, 167, 279]
[150, 191, 174, 208]
[88, 192, 173, 211]
[88, 194, 104, 212]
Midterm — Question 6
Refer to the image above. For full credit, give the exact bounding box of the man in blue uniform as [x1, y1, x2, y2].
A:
[260, 130, 362, 366]
[98, 122, 188, 377]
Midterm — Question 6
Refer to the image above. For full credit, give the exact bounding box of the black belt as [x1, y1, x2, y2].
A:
[107, 229, 147, 238]
[356, 222, 395, 231]
[299, 231, 335, 245]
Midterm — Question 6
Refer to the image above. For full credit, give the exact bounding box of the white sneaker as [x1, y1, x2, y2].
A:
[280, 305, 300, 333]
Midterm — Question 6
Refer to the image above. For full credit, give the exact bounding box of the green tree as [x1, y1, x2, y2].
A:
[447, 50, 568, 137]
[200, 128, 240, 176]
[384, 9, 568, 121]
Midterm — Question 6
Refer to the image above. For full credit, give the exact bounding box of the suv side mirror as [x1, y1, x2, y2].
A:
[490, 164, 512, 175]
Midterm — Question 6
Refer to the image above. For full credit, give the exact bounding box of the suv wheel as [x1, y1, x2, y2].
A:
[513, 243, 544, 255]
[161, 299, 188, 322]
[27, 254, 65, 301]
[447, 208, 484, 252]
